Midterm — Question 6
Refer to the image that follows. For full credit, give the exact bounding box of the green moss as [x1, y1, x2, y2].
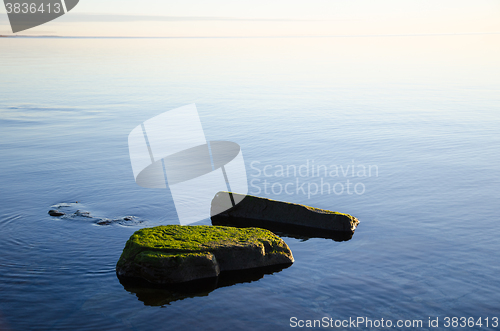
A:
[117, 225, 286, 269]
[304, 206, 354, 219]
[224, 191, 355, 220]
[134, 250, 210, 264]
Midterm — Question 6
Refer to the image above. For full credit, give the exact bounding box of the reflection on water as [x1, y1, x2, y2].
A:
[212, 217, 356, 242]
[119, 264, 292, 306]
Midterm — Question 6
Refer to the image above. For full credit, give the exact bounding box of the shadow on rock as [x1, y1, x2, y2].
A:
[118, 263, 291, 306]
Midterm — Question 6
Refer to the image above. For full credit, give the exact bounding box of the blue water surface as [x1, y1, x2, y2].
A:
[0, 36, 499, 330]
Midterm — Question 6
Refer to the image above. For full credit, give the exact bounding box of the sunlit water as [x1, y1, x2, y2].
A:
[1, 35, 499, 330]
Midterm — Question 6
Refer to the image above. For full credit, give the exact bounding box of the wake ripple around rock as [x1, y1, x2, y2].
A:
[48, 202, 141, 226]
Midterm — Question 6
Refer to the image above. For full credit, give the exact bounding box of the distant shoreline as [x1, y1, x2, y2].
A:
[1, 31, 500, 39]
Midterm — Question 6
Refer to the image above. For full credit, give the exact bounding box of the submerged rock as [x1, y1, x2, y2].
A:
[211, 192, 360, 241]
[116, 225, 293, 285]
[48, 209, 65, 217]
[74, 210, 92, 218]
[96, 219, 113, 225]
[49, 203, 140, 226]
[96, 216, 137, 226]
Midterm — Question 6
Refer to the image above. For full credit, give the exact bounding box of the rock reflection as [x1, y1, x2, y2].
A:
[118, 263, 291, 306]
[211, 217, 355, 242]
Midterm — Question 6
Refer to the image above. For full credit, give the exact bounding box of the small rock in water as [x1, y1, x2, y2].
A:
[96, 218, 112, 225]
[49, 203, 139, 226]
[74, 210, 92, 218]
[96, 216, 138, 226]
[48, 209, 65, 217]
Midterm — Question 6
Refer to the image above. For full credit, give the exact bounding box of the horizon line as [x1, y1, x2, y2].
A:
[2, 32, 500, 39]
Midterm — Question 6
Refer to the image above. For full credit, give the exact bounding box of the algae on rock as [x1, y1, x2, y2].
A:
[116, 225, 294, 285]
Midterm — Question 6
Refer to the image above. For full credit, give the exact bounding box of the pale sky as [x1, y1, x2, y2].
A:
[1, 0, 499, 37]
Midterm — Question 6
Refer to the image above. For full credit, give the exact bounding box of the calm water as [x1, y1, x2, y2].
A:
[1, 36, 499, 330]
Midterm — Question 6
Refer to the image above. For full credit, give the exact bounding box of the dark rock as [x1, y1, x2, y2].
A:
[48, 209, 65, 217]
[49, 203, 139, 226]
[96, 219, 112, 225]
[116, 225, 293, 285]
[74, 210, 92, 218]
[96, 216, 138, 226]
[211, 191, 360, 241]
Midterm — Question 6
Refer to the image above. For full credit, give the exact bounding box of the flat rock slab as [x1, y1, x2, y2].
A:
[211, 192, 360, 241]
[116, 225, 293, 285]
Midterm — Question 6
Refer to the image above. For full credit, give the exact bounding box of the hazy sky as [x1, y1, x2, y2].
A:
[1, 0, 499, 36]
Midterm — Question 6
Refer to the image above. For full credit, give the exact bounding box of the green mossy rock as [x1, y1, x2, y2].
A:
[116, 225, 294, 285]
